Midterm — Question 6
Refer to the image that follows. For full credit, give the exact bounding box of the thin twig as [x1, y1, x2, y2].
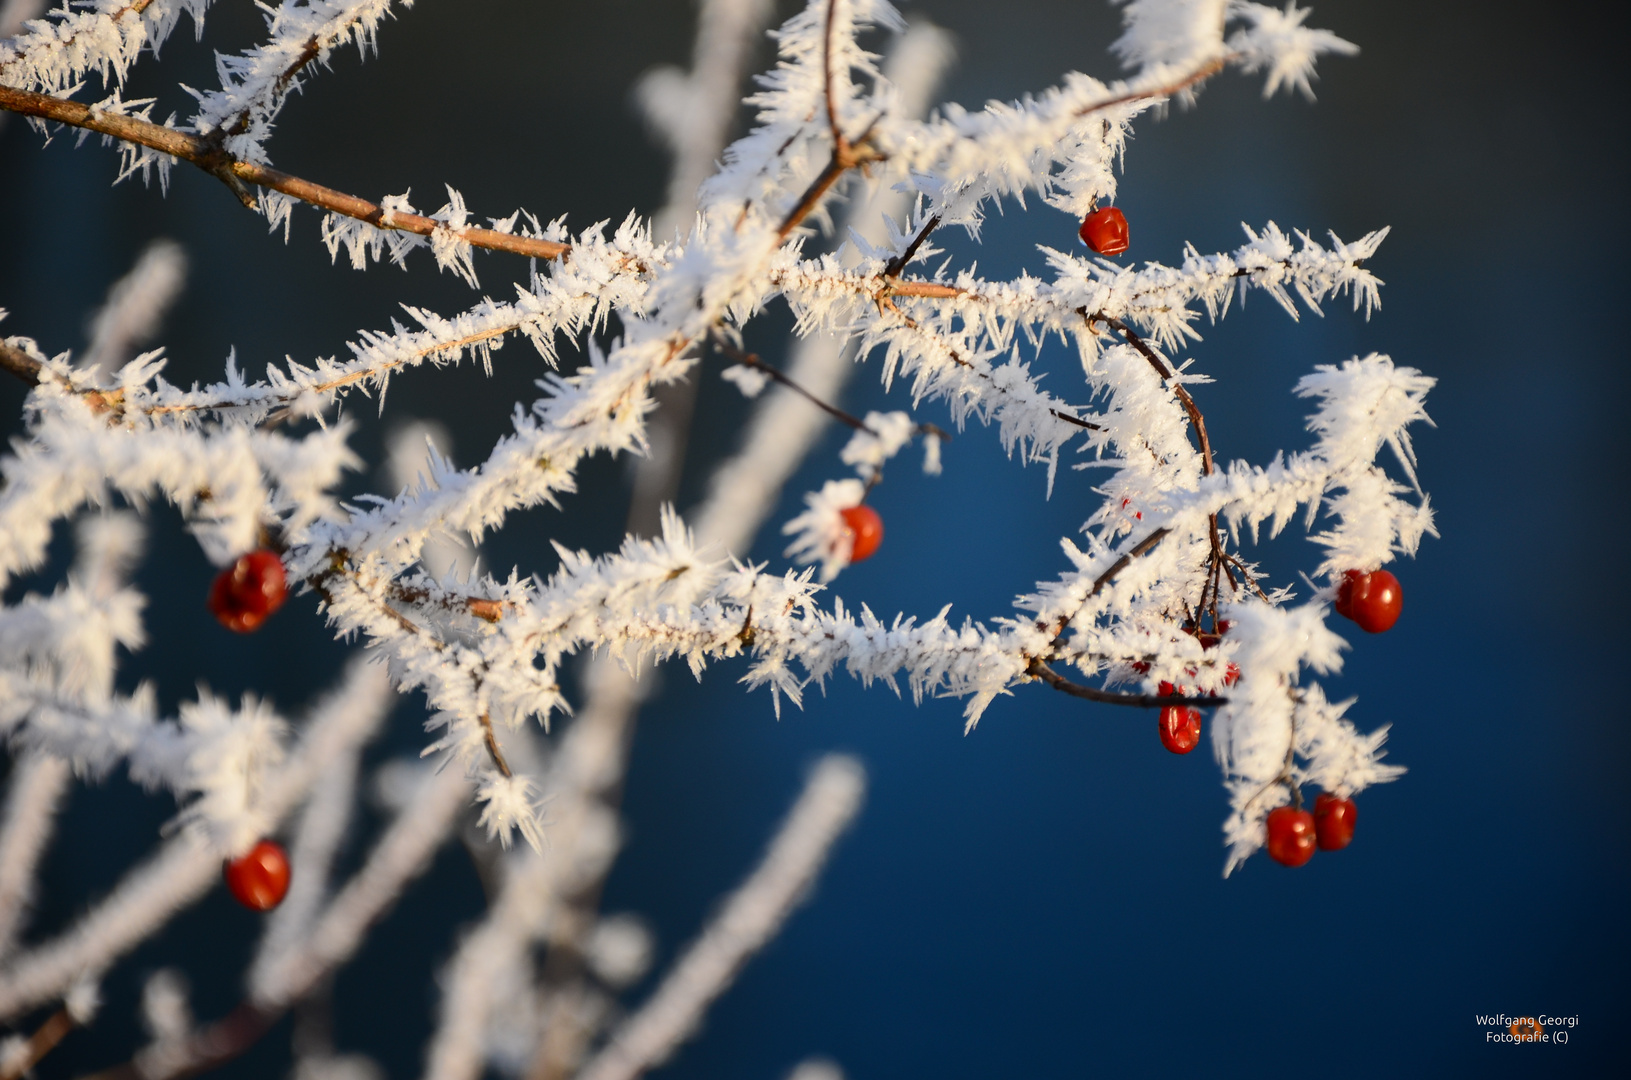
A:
[712, 337, 874, 435]
[0, 85, 571, 262]
[0, 1005, 75, 1080]
[0, 340, 40, 387]
[882, 212, 940, 279]
[1089, 313, 1212, 475]
[477, 714, 513, 779]
[1028, 660, 1226, 709]
[1090, 527, 1171, 597]
[80, 1003, 275, 1080]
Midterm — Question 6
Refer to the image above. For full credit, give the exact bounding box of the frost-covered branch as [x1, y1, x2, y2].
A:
[0, 0, 1428, 1067]
[0, 83, 570, 263]
[0, 753, 68, 959]
[189, 1, 408, 166]
[0, 660, 394, 1019]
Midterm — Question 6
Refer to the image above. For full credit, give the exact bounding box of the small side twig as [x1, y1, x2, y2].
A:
[0, 1005, 76, 1080]
[882, 212, 941, 279]
[1089, 313, 1212, 475]
[712, 337, 873, 436]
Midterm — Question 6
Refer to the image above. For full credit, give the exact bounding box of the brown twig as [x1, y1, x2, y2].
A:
[214, 36, 323, 141]
[477, 713, 514, 778]
[0, 340, 41, 388]
[0, 85, 570, 262]
[1035, 525, 1172, 653]
[879, 296, 1099, 435]
[1028, 659, 1225, 709]
[1089, 526, 1171, 598]
[712, 336, 872, 435]
[1089, 313, 1212, 476]
[79, 1003, 277, 1080]
[0, 2, 156, 78]
[882, 213, 941, 279]
[0, 1005, 76, 1080]
[1089, 312, 1248, 622]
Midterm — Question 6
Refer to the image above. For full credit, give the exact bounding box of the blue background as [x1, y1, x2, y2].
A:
[1, 1, 1626, 1076]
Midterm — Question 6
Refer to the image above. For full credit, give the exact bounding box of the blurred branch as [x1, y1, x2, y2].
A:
[573, 756, 866, 1080]
[0, 1004, 76, 1080]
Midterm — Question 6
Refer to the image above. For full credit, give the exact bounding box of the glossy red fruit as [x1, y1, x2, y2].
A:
[839, 505, 884, 563]
[1314, 793, 1357, 851]
[1265, 806, 1317, 867]
[1158, 705, 1202, 754]
[1079, 207, 1130, 256]
[1333, 569, 1402, 633]
[208, 550, 288, 633]
[223, 839, 291, 911]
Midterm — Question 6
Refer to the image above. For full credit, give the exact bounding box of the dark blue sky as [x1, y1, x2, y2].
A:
[1, 1, 1626, 1076]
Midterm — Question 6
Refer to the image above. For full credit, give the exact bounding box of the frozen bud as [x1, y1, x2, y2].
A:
[721, 363, 770, 398]
[786, 1058, 846, 1080]
[587, 913, 654, 989]
[140, 969, 192, 1043]
[294, 1055, 385, 1080]
[0, 1037, 31, 1077]
[65, 976, 101, 1024]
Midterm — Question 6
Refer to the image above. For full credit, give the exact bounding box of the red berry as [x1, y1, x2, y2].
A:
[1264, 806, 1316, 867]
[208, 550, 288, 633]
[223, 839, 291, 911]
[1333, 569, 1402, 633]
[1158, 705, 1201, 754]
[1078, 207, 1130, 256]
[839, 505, 884, 563]
[1223, 662, 1240, 687]
[1314, 793, 1357, 851]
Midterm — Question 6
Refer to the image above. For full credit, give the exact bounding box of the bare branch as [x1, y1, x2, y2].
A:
[1028, 660, 1226, 709]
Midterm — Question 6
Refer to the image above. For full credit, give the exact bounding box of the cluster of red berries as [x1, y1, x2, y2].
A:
[207, 549, 289, 633]
[1254, 571, 1399, 865]
[1333, 568, 1402, 633]
[839, 504, 884, 563]
[1265, 794, 1357, 867]
[1079, 207, 1130, 256]
[223, 838, 291, 910]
